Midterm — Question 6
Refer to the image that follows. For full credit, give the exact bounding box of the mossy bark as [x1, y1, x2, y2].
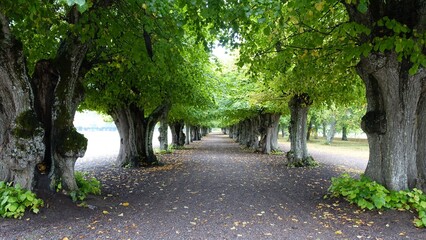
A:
[0, 13, 45, 190]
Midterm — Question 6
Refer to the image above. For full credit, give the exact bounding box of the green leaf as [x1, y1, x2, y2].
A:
[409, 64, 419, 75]
[357, 2, 368, 13]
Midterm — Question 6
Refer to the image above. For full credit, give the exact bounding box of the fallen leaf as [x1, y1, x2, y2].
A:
[102, 210, 109, 214]
[122, 202, 130, 207]
[335, 230, 343, 235]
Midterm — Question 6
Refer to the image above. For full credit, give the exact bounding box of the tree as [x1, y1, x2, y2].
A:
[343, 1, 426, 191]
[82, 0, 215, 167]
[0, 0, 112, 192]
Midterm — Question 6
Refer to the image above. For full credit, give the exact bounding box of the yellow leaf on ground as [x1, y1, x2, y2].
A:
[335, 230, 343, 235]
[122, 202, 130, 207]
[102, 210, 109, 214]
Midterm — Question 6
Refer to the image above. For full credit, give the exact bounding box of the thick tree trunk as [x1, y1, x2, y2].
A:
[191, 126, 201, 141]
[111, 105, 145, 168]
[341, 126, 348, 141]
[185, 123, 190, 145]
[271, 121, 280, 151]
[249, 116, 260, 149]
[158, 116, 168, 151]
[0, 14, 45, 190]
[258, 113, 280, 154]
[358, 53, 426, 191]
[170, 121, 186, 148]
[287, 94, 315, 167]
[343, 0, 426, 192]
[111, 102, 170, 167]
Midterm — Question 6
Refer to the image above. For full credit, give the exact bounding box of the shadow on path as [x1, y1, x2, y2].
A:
[1, 133, 424, 239]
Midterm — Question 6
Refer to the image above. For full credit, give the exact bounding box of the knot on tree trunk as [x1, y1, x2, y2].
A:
[361, 111, 387, 134]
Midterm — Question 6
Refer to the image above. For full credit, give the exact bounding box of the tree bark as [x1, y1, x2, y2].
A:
[111, 102, 170, 167]
[358, 53, 426, 191]
[158, 115, 168, 151]
[307, 119, 313, 141]
[170, 121, 185, 148]
[344, 0, 426, 191]
[0, 13, 45, 190]
[258, 113, 280, 154]
[341, 126, 348, 141]
[287, 94, 315, 166]
[185, 123, 190, 145]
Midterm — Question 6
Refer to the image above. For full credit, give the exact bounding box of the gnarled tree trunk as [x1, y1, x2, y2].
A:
[287, 94, 315, 166]
[0, 13, 45, 190]
[170, 121, 186, 148]
[111, 102, 170, 167]
[258, 113, 280, 154]
[358, 53, 425, 191]
[345, 1, 426, 191]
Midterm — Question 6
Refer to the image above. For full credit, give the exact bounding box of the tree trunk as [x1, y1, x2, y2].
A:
[271, 120, 280, 151]
[191, 126, 201, 141]
[343, 0, 426, 192]
[341, 126, 348, 141]
[307, 119, 313, 141]
[287, 94, 315, 167]
[258, 113, 281, 154]
[248, 116, 260, 149]
[170, 121, 185, 148]
[358, 53, 426, 191]
[158, 116, 168, 151]
[111, 102, 170, 167]
[0, 14, 45, 190]
[185, 123, 190, 145]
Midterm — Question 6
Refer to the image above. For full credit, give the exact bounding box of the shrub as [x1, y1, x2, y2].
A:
[0, 182, 43, 219]
[70, 171, 101, 202]
[327, 174, 426, 227]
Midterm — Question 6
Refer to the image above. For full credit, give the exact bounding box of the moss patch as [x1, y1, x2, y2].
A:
[12, 110, 42, 139]
[57, 127, 87, 155]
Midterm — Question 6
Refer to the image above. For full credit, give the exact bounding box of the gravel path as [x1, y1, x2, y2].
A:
[1, 132, 425, 239]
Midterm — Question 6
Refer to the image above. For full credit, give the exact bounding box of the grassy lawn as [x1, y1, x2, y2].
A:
[278, 136, 369, 160]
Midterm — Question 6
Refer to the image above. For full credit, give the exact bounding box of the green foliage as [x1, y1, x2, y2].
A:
[327, 174, 426, 228]
[0, 182, 43, 219]
[70, 172, 101, 202]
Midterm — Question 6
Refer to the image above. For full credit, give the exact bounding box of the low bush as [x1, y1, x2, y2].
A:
[71, 171, 101, 202]
[0, 182, 43, 219]
[327, 174, 426, 227]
